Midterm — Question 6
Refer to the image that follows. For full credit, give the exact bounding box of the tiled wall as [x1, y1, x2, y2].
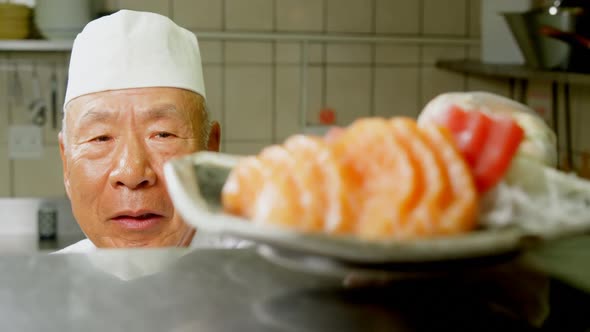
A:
[0, 53, 69, 198]
[1, 0, 589, 198]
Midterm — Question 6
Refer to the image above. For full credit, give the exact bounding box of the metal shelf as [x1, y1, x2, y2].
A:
[436, 60, 590, 85]
[0, 39, 73, 52]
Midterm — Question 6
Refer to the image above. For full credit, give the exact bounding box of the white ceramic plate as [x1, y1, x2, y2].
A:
[164, 151, 590, 268]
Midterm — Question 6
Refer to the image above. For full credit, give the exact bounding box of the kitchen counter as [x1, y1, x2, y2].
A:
[1, 241, 590, 332]
[0, 234, 85, 253]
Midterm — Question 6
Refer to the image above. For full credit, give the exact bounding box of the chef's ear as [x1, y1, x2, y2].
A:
[207, 121, 221, 152]
[58, 132, 71, 199]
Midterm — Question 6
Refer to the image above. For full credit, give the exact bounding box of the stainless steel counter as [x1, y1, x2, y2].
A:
[1, 244, 589, 332]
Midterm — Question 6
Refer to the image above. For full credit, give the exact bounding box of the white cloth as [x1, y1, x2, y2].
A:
[64, 9, 206, 108]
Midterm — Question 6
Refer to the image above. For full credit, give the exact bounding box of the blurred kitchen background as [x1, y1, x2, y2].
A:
[1, 0, 590, 249]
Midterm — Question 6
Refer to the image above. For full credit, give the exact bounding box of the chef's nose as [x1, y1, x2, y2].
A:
[108, 137, 156, 190]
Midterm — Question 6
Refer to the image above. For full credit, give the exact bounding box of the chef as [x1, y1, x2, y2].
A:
[56, 10, 220, 253]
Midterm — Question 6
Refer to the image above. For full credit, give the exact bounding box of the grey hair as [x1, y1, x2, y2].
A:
[61, 97, 212, 150]
[200, 103, 212, 148]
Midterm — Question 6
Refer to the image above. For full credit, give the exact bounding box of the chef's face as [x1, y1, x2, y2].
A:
[59, 87, 220, 248]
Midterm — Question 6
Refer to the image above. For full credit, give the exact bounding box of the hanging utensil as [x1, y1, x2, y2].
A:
[10, 63, 24, 108]
[29, 64, 47, 127]
[50, 64, 58, 130]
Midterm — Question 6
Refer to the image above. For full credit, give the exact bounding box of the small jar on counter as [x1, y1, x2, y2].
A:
[38, 204, 58, 241]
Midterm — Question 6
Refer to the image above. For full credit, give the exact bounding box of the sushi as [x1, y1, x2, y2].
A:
[221, 105, 526, 241]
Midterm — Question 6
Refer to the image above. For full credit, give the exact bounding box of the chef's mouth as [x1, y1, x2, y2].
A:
[110, 213, 165, 230]
[113, 213, 162, 220]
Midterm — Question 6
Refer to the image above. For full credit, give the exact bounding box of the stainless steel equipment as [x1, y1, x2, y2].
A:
[0, 248, 568, 331]
[504, 7, 590, 72]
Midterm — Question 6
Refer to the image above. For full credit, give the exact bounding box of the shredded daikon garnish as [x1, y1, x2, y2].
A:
[479, 156, 590, 232]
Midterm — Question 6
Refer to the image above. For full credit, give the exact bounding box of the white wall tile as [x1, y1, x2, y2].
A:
[224, 141, 272, 156]
[375, 0, 420, 34]
[276, 0, 324, 32]
[305, 66, 326, 126]
[225, 0, 274, 31]
[326, 0, 373, 33]
[326, 44, 372, 64]
[326, 67, 372, 126]
[276, 43, 324, 64]
[276, 66, 301, 140]
[0, 58, 8, 144]
[119, 0, 171, 16]
[468, 46, 481, 61]
[423, 0, 467, 36]
[202, 64, 223, 132]
[13, 145, 66, 198]
[374, 67, 420, 118]
[0, 146, 9, 197]
[465, 76, 510, 98]
[421, 46, 467, 65]
[173, 0, 223, 30]
[276, 43, 301, 64]
[420, 68, 465, 107]
[269, 66, 323, 132]
[225, 42, 273, 64]
[375, 44, 420, 65]
[199, 41, 223, 64]
[469, 0, 481, 37]
[224, 66, 273, 140]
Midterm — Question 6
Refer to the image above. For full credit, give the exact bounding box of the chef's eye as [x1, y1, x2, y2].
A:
[91, 135, 112, 143]
[155, 132, 175, 139]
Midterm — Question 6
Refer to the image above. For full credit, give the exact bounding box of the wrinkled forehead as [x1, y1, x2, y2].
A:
[65, 87, 204, 125]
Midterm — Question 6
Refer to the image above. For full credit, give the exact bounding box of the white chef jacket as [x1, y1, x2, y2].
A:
[55, 234, 249, 254]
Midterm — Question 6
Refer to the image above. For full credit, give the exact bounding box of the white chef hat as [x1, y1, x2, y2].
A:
[64, 10, 206, 109]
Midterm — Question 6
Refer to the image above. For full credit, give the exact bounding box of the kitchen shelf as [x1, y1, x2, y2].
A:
[436, 60, 590, 85]
[0, 39, 73, 52]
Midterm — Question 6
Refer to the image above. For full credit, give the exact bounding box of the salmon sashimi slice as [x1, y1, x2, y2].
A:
[221, 156, 265, 218]
[329, 118, 419, 240]
[252, 145, 302, 227]
[223, 137, 351, 234]
[324, 126, 345, 143]
[222, 145, 301, 227]
[420, 124, 479, 235]
[283, 135, 350, 234]
[389, 118, 445, 238]
[222, 116, 480, 241]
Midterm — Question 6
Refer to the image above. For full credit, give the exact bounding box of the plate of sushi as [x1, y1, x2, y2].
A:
[164, 92, 590, 272]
